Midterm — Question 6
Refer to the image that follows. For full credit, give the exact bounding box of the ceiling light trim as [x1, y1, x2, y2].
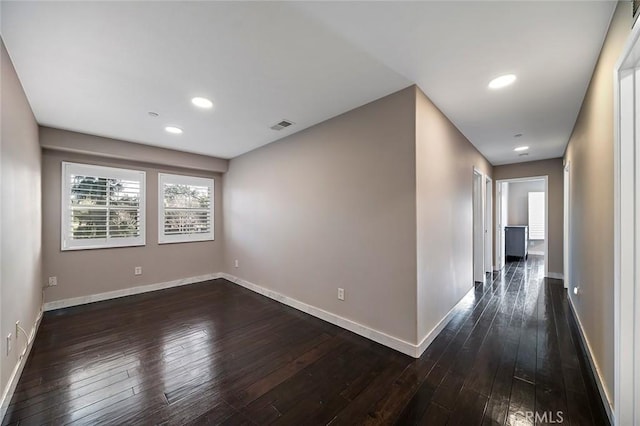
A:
[165, 126, 183, 134]
[191, 97, 213, 109]
[488, 74, 517, 89]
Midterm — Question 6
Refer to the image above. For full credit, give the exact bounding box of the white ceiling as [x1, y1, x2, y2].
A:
[1, 1, 616, 164]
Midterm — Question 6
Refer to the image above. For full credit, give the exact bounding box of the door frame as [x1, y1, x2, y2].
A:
[613, 17, 640, 426]
[472, 168, 486, 283]
[495, 180, 508, 271]
[494, 176, 549, 278]
[563, 161, 571, 290]
[484, 176, 493, 274]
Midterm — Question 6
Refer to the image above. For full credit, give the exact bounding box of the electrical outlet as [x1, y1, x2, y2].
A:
[234, 259, 239, 268]
[134, 266, 142, 276]
[338, 288, 345, 301]
[6, 334, 12, 356]
[48, 276, 57, 287]
[573, 286, 579, 295]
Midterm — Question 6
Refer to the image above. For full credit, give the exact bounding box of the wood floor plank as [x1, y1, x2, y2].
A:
[506, 377, 536, 425]
[448, 386, 489, 426]
[393, 363, 447, 424]
[481, 277, 528, 425]
[418, 402, 451, 425]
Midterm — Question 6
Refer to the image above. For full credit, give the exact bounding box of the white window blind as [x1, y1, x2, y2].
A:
[159, 174, 214, 244]
[528, 191, 545, 240]
[62, 162, 146, 250]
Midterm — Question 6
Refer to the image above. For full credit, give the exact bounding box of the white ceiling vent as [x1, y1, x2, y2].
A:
[270, 119, 294, 131]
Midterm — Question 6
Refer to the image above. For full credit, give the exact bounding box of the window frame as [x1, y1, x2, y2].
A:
[61, 161, 146, 251]
[158, 173, 215, 244]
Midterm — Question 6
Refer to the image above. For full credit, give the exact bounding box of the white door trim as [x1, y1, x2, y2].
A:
[494, 176, 549, 278]
[472, 167, 486, 283]
[613, 17, 640, 426]
[484, 176, 493, 273]
[495, 181, 508, 271]
[563, 161, 571, 290]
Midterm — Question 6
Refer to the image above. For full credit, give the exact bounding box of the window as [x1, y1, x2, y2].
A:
[158, 173, 214, 244]
[62, 162, 146, 250]
[528, 191, 545, 240]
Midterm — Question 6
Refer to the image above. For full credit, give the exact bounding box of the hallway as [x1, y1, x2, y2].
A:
[3, 257, 606, 425]
[397, 256, 607, 424]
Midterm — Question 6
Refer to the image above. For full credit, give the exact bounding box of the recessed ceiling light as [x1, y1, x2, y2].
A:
[165, 126, 183, 134]
[489, 74, 517, 89]
[514, 146, 529, 152]
[148, 111, 159, 117]
[191, 97, 213, 109]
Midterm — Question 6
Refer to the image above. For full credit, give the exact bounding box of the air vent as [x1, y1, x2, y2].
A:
[519, 153, 529, 157]
[270, 119, 294, 131]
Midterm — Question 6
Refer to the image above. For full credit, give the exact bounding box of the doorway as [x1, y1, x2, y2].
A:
[473, 168, 492, 284]
[495, 176, 549, 277]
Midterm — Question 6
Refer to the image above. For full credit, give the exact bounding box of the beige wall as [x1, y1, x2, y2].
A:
[40, 127, 228, 174]
[564, 1, 632, 404]
[1, 39, 42, 403]
[493, 159, 564, 275]
[41, 145, 225, 302]
[223, 87, 419, 343]
[415, 87, 492, 342]
[507, 180, 545, 226]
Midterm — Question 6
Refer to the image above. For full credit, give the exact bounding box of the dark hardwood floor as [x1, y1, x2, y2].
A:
[3, 256, 608, 425]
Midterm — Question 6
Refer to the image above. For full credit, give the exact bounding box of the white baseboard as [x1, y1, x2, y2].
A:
[1, 309, 43, 421]
[43, 273, 221, 311]
[567, 295, 614, 424]
[416, 291, 471, 356]
[546, 272, 564, 280]
[219, 273, 425, 358]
